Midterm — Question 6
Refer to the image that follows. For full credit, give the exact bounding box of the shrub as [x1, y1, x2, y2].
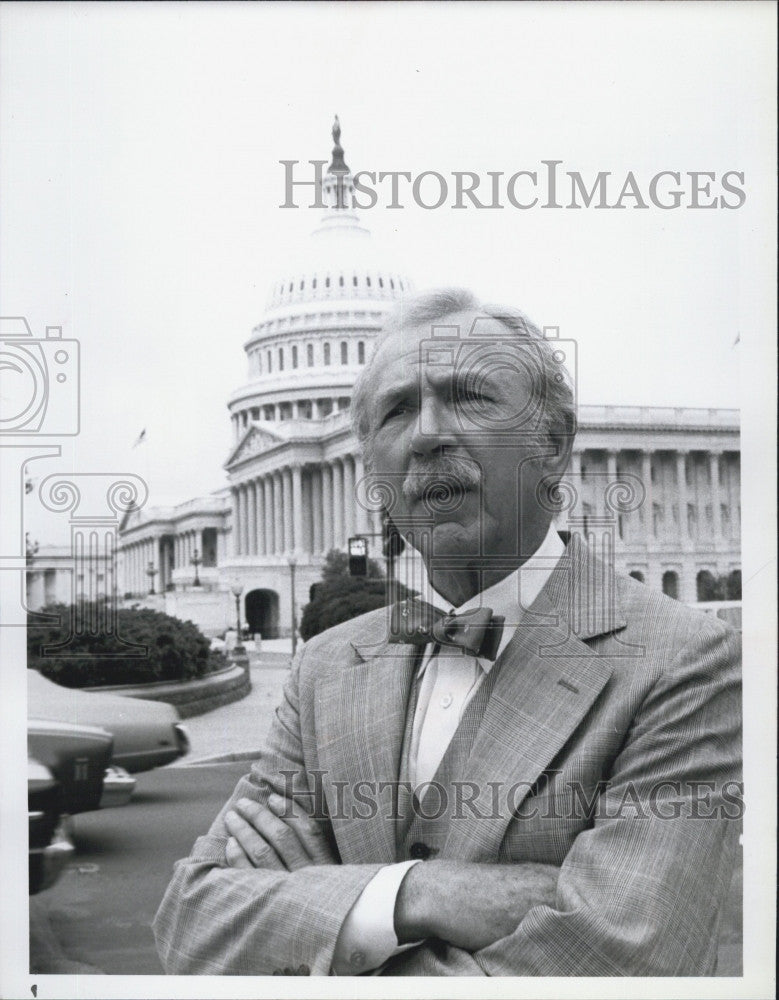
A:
[300, 550, 413, 641]
[27, 603, 227, 688]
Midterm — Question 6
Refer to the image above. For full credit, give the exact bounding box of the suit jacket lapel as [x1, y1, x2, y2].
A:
[315, 613, 419, 865]
[444, 535, 624, 860]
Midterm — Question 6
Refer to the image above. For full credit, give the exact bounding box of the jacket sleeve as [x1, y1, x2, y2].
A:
[383, 622, 742, 976]
[152, 644, 385, 976]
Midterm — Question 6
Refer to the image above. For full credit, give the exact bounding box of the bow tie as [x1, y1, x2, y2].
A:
[389, 599, 505, 661]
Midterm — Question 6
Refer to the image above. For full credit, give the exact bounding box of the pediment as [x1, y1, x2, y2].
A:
[225, 423, 285, 468]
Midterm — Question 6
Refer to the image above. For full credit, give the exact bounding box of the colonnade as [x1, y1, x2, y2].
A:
[231, 454, 383, 557]
[568, 447, 739, 545]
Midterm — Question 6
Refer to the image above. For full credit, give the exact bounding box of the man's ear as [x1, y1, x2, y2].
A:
[543, 415, 576, 479]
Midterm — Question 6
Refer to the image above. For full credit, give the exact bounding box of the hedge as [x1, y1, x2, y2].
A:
[27, 603, 227, 688]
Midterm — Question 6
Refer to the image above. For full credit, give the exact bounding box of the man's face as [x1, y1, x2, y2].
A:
[364, 310, 564, 573]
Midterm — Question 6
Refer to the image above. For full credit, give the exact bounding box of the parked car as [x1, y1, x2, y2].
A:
[27, 718, 115, 815]
[28, 670, 190, 773]
[28, 757, 73, 894]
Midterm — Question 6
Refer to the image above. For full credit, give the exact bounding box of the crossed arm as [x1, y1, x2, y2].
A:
[223, 793, 559, 955]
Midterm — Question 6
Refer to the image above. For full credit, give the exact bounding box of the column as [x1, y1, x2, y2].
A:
[273, 472, 284, 555]
[263, 476, 274, 555]
[709, 452, 722, 542]
[642, 451, 654, 541]
[343, 456, 356, 540]
[322, 464, 334, 552]
[676, 451, 689, 544]
[332, 459, 344, 550]
[354, 456, 370, 535]
[255, 477, 265, 556]
[606, 450, 618, 483]
[291, 465, 303, 554]
[311, 467, 323, 553]
[247, 480, 257, 556]
[282, 468, 294, 554]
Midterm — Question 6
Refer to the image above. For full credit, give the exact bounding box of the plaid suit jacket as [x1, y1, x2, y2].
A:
[153, 535, 742, 976]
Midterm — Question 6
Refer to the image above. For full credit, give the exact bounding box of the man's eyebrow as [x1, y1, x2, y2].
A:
[373, 385, 417, 419]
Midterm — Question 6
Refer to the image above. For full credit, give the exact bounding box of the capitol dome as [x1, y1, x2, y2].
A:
[227, 118, 414, 440]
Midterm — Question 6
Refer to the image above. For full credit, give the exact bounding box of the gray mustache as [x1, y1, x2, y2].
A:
[402, 456, 481, 503]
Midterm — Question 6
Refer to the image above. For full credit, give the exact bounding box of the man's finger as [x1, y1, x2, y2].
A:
[225, 835, 254, 869]
[232, 799, 311, 871]
[266, 793, 335, 865]
[224, 809, 286, 870]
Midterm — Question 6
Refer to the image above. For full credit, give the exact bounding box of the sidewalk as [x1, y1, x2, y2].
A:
[173, 649, 291, 765]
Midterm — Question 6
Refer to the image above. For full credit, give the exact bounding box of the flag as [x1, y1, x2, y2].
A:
[132, 428, 147, 448]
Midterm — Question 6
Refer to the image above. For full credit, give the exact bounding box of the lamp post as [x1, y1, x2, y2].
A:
[190, 547, 202, 587]
[146, 560, 157, 595]
[287, 553, 298, 656]
[230, 580, 244, 651]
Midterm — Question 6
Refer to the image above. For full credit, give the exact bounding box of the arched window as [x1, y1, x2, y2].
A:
[292, 345, 298, 369]
[662, 571, 679, 600]
[696, 570, 717, 602]
[727, 569, 742, 600]
[307, 343, 314, 366]
[278, 347, 284, 371]
[357, 341, 365, 364]
[323, 343, 331, 365]
[340, 341, 348, 364]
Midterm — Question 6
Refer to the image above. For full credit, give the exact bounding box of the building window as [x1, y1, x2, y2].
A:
[307, 343, 314, 366]
[358, 341, 365, 364]
[325, 276, 330, 288]
[379, 277, 384, 288]
[339, 275, 344, 287]
[353, 275, 358, 287]
[629, 570, 645, 583]
[662, 571, 679, 599]
[323, 343, 331, 365]
[278, 347, 284, 371]
[292, 345, 298, 368]
[300, 280, 304, 291]
[312, 277, 317, 289]
[399, 279, 404, 290]
[289, 282, 293, 293]
[340, 341, 348, 364]
[267, 350, 272, 373]
[366, 275, 371, 287]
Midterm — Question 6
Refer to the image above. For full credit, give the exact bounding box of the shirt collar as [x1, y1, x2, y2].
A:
[413, 521, 565, 676]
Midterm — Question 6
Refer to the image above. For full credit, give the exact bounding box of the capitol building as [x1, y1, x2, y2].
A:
[114, 121, 741, 639]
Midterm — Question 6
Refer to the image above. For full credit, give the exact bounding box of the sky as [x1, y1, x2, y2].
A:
[1, 1, 775, 547]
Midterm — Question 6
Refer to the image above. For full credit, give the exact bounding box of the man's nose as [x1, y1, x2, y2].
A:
[410, 396, 458, 455]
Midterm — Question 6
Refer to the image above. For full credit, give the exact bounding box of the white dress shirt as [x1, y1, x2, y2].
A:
[332, 524, 565, 974]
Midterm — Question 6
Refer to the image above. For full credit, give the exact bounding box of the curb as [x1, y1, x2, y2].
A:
[179, 749, 264, 766]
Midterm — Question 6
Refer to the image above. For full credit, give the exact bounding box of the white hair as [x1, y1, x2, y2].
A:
[351, 287, 575, 466]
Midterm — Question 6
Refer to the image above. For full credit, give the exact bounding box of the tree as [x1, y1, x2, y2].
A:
[300, 549, 412, 642]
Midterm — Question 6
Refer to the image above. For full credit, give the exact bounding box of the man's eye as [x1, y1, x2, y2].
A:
[381, 404, 410, 424]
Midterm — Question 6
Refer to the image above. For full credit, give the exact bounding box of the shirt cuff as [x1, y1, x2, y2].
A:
[332, 860, 422, 975]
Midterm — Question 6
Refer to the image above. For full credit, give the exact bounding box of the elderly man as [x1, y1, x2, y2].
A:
[154, 289, 741, 976]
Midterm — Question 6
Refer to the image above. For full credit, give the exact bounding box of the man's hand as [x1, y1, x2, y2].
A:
[395, 860, 559, 951]
[224, 793, 337, 871]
